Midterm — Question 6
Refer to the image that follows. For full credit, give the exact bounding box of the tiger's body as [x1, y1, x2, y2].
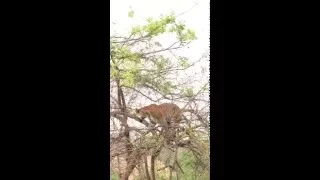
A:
[135, 103, 182, 128]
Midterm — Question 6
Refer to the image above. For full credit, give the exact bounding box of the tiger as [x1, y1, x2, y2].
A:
[135, 103, 182, 128]
[135, 103, 183, 143]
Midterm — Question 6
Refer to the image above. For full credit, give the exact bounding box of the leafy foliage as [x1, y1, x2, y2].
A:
[110, 12, 199, 97]
[110, 170, 119, 180]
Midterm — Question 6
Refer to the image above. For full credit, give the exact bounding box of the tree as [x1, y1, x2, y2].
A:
[110, 10, 209, 180]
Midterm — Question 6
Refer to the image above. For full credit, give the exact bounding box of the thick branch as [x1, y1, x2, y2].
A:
[111, 111, 150, 127]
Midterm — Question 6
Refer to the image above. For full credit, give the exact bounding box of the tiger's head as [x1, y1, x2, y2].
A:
[134, 108, 149, 120]
[134, 104, 158, 122]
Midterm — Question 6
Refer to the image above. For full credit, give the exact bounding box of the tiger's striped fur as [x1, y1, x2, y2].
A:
[135, 103, 182, 128]
[135, 103, 183, 144]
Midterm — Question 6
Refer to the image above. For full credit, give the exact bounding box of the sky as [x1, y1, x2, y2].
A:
[110, 0, 210, 130]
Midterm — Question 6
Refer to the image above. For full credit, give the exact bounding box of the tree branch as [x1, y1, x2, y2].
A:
[111, 111, 150, 127]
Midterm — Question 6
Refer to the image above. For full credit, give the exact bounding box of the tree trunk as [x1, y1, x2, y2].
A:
[116, 79, 136, 180]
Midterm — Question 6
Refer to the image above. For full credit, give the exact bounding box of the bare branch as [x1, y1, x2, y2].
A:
[122, 85, 158, 103]
[141, 42, 182, 57]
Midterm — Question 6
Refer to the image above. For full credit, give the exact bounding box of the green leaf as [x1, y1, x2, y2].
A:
[121, 71, 136, 87]
[186, 29, 197, 40]
[110, 68, 118, 78]
[128, 10, 134, 18]
[131, 25, 141, 35]
[184, 88, 194, 97]
[161, 81, 173, 95]
[178, 57, 189, 69]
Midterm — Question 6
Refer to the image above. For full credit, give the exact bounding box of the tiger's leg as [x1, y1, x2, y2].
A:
[159, 118, 173, 146]
[148, 121, 157, 136]
[171, 118, 184, 145]
[164, 117, 177, 145]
